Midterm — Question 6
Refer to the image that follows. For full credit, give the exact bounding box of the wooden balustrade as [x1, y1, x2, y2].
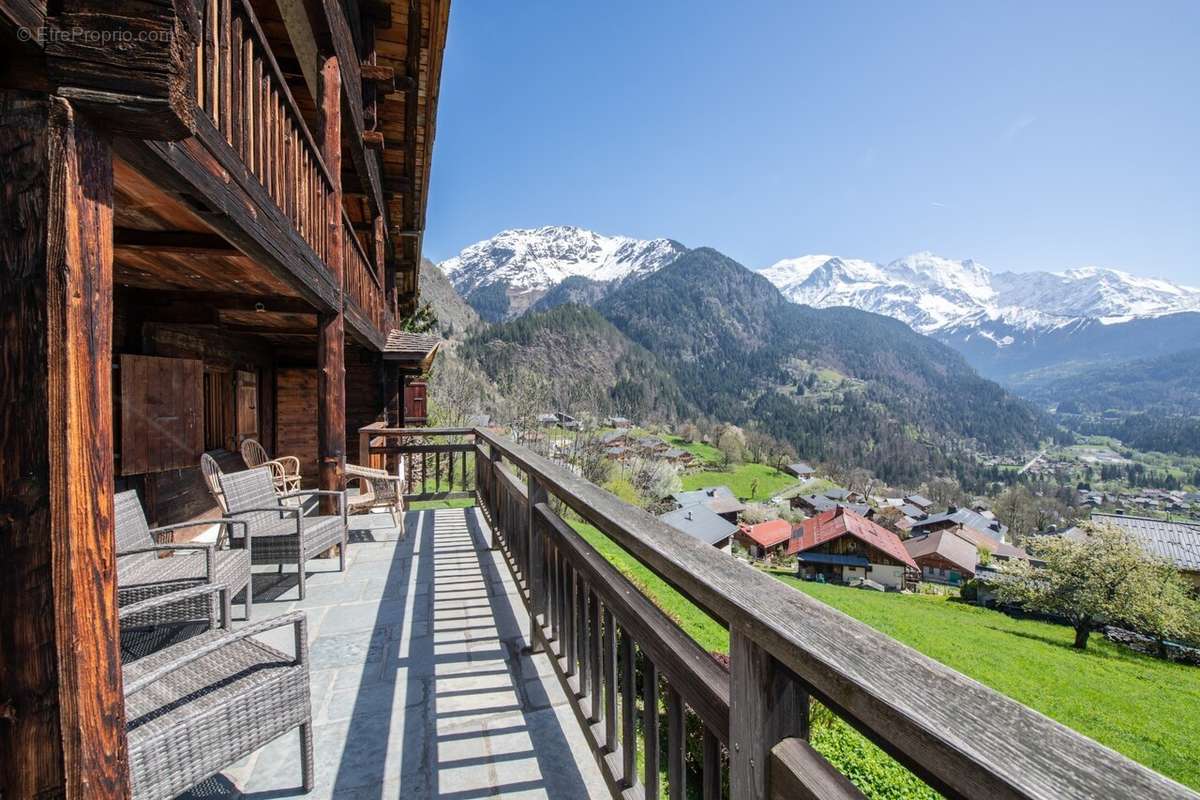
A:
[195, 0, 335, 268]
[359, 424, 475, 502]
[342, 211, 387, 332]
[363, 424, 1200, 800]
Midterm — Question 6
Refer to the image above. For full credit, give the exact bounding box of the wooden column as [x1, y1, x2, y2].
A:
[526, 476, 548, 654]
[317, 56, 345, 515]
[730, 626, 810, 800]
[382, 362, 402, 473]
[0, 91, 127, 799]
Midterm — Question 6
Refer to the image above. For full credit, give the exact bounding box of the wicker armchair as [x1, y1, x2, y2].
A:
[241, 438, 302, 494]
[121, 583, 313, 799]
[344, 458, 406, 530]
[115, 490, 254, 631]
[218, 467, 347, 600]
[201, 452, 230, 513]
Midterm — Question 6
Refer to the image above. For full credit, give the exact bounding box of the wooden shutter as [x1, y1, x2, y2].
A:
[120, 354, 203, 475]
[235, 370, 259, 444]
[404, 380, 427, 422]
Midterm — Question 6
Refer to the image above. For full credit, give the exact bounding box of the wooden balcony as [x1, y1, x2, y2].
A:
[341, 428, 1200, 800]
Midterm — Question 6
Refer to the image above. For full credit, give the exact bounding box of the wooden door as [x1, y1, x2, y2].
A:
[235, 370, 258, 446]
[119, 354, 203, 475]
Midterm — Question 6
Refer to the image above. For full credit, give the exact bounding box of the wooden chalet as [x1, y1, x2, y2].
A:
[3, 2, 1198, 798]
[788, 507, 920, 590]
[0, 0, 448, 793]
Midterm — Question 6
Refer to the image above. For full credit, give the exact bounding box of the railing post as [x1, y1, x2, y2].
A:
[526, 474, 548, 653]
[730, 626, 810, 800]
[488, 444, 502, 549]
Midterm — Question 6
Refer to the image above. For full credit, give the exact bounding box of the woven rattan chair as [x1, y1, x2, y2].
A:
[121, 583, 313, 799]
[115, 490, 254, 630]
[344, 458, 406, 530]
[201, 452, 229, 513]
[241, 438, 302, 494]
[219, 467, 347, 600]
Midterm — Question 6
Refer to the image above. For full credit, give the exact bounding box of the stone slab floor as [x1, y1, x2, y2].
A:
[190, 506, 606, 799]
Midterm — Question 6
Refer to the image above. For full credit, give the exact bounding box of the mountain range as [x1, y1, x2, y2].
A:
[430, 236, 1053, 486]
[438, 227, 1200, 392]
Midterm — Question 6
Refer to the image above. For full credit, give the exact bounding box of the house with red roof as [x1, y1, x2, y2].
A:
[736, 519, 793, 560]
[787, 507, 920, 590]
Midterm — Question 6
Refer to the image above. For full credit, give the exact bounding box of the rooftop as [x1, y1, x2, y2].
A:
[1072, 513, 1200, 572]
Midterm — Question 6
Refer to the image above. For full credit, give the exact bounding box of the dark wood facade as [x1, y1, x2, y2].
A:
[0, 0, 448, 794]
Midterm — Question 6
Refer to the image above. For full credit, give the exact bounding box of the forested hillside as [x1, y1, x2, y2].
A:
[1014, 348, 1200, 416]
[597, 248, 1049, 485]
[458, 304, 694, 422]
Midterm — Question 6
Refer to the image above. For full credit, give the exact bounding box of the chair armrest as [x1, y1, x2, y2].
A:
[231, 506, 302, 518]
[149, 518, 249, 551]
[119, 582, 230, 627]
[282, 489, 346, 517]
[274, 455, 301, 474]
[119, 542, 213, 556]
[124, 610, 307, 695]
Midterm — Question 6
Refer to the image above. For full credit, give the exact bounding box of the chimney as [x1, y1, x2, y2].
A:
[685, 511, 693, 521]
[947, 505, 957, 514]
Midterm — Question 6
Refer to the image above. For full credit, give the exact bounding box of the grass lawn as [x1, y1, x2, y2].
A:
[663, 434, 722, 465]
[572, 520, 1200, 795]
[679, 462, 798, 503]
[408, 497, 474, 510]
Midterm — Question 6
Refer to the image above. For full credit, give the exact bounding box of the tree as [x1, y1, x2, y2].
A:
[744, 429, 774, 464]
[1127, 561, 1200, 657]
[991, 523, 1165, 650]
[400, 300, 439, 334]
[716, 427, 744, 468]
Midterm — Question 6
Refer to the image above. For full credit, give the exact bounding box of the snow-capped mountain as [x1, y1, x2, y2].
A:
[762, 252, 1200, 334]
[440, 226, 686, 320]
[760, 251, 1200, 379]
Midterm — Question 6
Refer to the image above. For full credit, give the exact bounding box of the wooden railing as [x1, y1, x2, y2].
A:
[358, 424, 474, 502]
[195, 0, 336, 267]
[343, 211, 387, 333]
[371, 425, 1200, 800]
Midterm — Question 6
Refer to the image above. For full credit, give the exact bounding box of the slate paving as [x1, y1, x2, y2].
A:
[189, 506, 604, 799]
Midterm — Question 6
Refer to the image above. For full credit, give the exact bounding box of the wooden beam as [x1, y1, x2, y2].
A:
[317, 56, 346, 515]
[114, 227, 239, 256]
[121, 289, 317, 315]
[0, 91, 128, 798]
[43, 0, 199, 140]
[321, 0, 385, 219]
[360, 63, 394, 85]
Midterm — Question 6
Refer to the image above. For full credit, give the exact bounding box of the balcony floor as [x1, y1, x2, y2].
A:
[192, 507, 606, 799]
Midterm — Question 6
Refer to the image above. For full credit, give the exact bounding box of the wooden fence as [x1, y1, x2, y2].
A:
[342, 211, 387, 333]
[368, 425, 1199, 800]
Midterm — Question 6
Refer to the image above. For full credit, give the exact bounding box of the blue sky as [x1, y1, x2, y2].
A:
[423, 1, 1199, 283]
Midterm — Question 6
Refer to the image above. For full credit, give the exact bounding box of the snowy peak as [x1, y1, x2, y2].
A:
[439, 226, 686, 296]
[760, 251, 1200, 339]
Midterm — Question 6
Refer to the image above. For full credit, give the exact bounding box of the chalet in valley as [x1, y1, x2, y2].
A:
[736, 519, 793, 560]
[788, 508, 920, 590]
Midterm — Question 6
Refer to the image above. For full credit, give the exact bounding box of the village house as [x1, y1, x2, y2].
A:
[910, 505, 1009, 543]
[658, 505, 737, 551]
[605, 415, 633, 428]
[670, 486, 746, 523]
[904, 494, 935, 513]
[636, 435, 669, 454]
[784, 461, 816, 478]
[600, 429, 627, 446]
[1066, 514, 1200, 589]
[736, 519, 793, 560]
[903, 529, 979, 586]
[663, 447, 694, 465]
[787, 508, 920, 590]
